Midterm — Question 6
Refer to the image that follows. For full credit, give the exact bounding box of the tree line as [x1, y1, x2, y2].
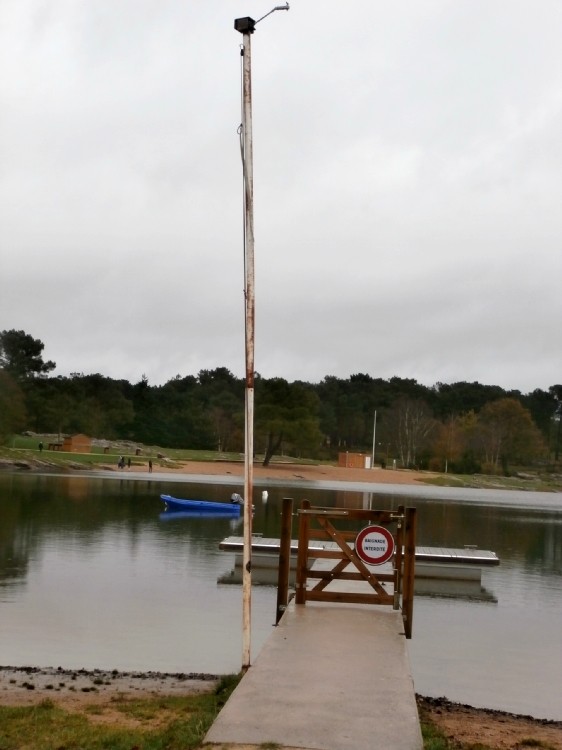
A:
[1, 329, 561, 473]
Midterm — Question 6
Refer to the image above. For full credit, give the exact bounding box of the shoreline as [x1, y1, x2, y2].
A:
[0, 665, 219, 709]
[4, 454, 562, 495]
[1, 457, 436, 486]
[2, 664, 560, 725]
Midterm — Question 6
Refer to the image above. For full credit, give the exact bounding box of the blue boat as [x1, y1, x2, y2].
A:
[160, 494, 241, 515]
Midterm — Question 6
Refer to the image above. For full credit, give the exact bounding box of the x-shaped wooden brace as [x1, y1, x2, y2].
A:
[312, 516, 393, 604]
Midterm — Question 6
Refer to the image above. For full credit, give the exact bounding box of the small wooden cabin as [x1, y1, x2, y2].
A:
[62, 434, 92, 453]
[338, 452, 371, 469]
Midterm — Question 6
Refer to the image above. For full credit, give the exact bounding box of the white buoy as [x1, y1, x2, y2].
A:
[262, 490, 268, 502]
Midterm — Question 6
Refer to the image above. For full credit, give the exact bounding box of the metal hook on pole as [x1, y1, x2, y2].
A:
[256, 3, 290, 24]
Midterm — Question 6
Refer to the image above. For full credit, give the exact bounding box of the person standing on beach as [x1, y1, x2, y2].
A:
[148, 459, 153, 473]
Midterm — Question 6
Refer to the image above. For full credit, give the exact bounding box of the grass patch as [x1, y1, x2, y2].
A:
[419, 472, 562, 493]
[0, 674, 240, 750]
[421, 717, 455, 749]
[1, 438, 328, 471]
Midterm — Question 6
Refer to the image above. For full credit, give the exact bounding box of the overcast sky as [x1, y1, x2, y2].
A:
[1, 1, 561, 394]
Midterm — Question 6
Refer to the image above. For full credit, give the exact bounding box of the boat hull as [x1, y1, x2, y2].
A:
[160, 494, 241, 515]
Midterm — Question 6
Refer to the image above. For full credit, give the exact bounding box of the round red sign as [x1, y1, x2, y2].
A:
[355, 525, 395, 566]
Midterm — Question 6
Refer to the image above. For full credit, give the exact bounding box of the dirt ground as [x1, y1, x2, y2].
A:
[417, 696, 562, 750]
[1, 667, 560, 749]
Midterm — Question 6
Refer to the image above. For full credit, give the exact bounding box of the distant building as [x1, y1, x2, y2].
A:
[338, 452, 371, 469]
[62, 434, 92, 453]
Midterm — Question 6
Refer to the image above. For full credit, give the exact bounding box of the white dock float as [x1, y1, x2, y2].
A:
[219, 535, 499, 582]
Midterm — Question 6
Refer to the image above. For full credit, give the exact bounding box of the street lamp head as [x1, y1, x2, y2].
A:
[234, 17, 256, 34]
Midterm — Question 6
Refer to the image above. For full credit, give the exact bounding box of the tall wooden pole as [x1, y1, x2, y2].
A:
[235, 4, 289, 672]
[236, 16, 256, 672]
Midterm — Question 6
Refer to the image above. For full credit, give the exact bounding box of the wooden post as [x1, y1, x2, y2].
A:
[295, 499, 310, 604]
[276, 497, 293, 624]
[401, 506, 417, 639]
[393, 505, 404, 610]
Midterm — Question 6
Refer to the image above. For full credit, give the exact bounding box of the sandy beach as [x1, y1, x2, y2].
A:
[128, 458, 435, 487]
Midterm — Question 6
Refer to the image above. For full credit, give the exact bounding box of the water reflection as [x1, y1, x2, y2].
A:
[0, 471, 561, 720]
[218, 561, 497, 602]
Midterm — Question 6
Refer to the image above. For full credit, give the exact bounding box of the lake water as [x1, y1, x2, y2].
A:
[0, 470, 561, 720]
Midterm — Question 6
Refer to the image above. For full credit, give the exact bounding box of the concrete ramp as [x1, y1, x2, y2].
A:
[205, 601, 422, 750]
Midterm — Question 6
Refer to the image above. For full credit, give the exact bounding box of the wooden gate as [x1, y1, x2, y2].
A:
[294, 500, 417, 638]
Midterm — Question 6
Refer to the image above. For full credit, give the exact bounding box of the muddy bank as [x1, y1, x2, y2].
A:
[0, 665, 218, 709]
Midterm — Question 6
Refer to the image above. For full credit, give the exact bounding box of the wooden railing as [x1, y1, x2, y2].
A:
[293, 500, 416, 638]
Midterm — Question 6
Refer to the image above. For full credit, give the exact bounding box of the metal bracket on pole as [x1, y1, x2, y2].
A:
[234, 17, 256, 34]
